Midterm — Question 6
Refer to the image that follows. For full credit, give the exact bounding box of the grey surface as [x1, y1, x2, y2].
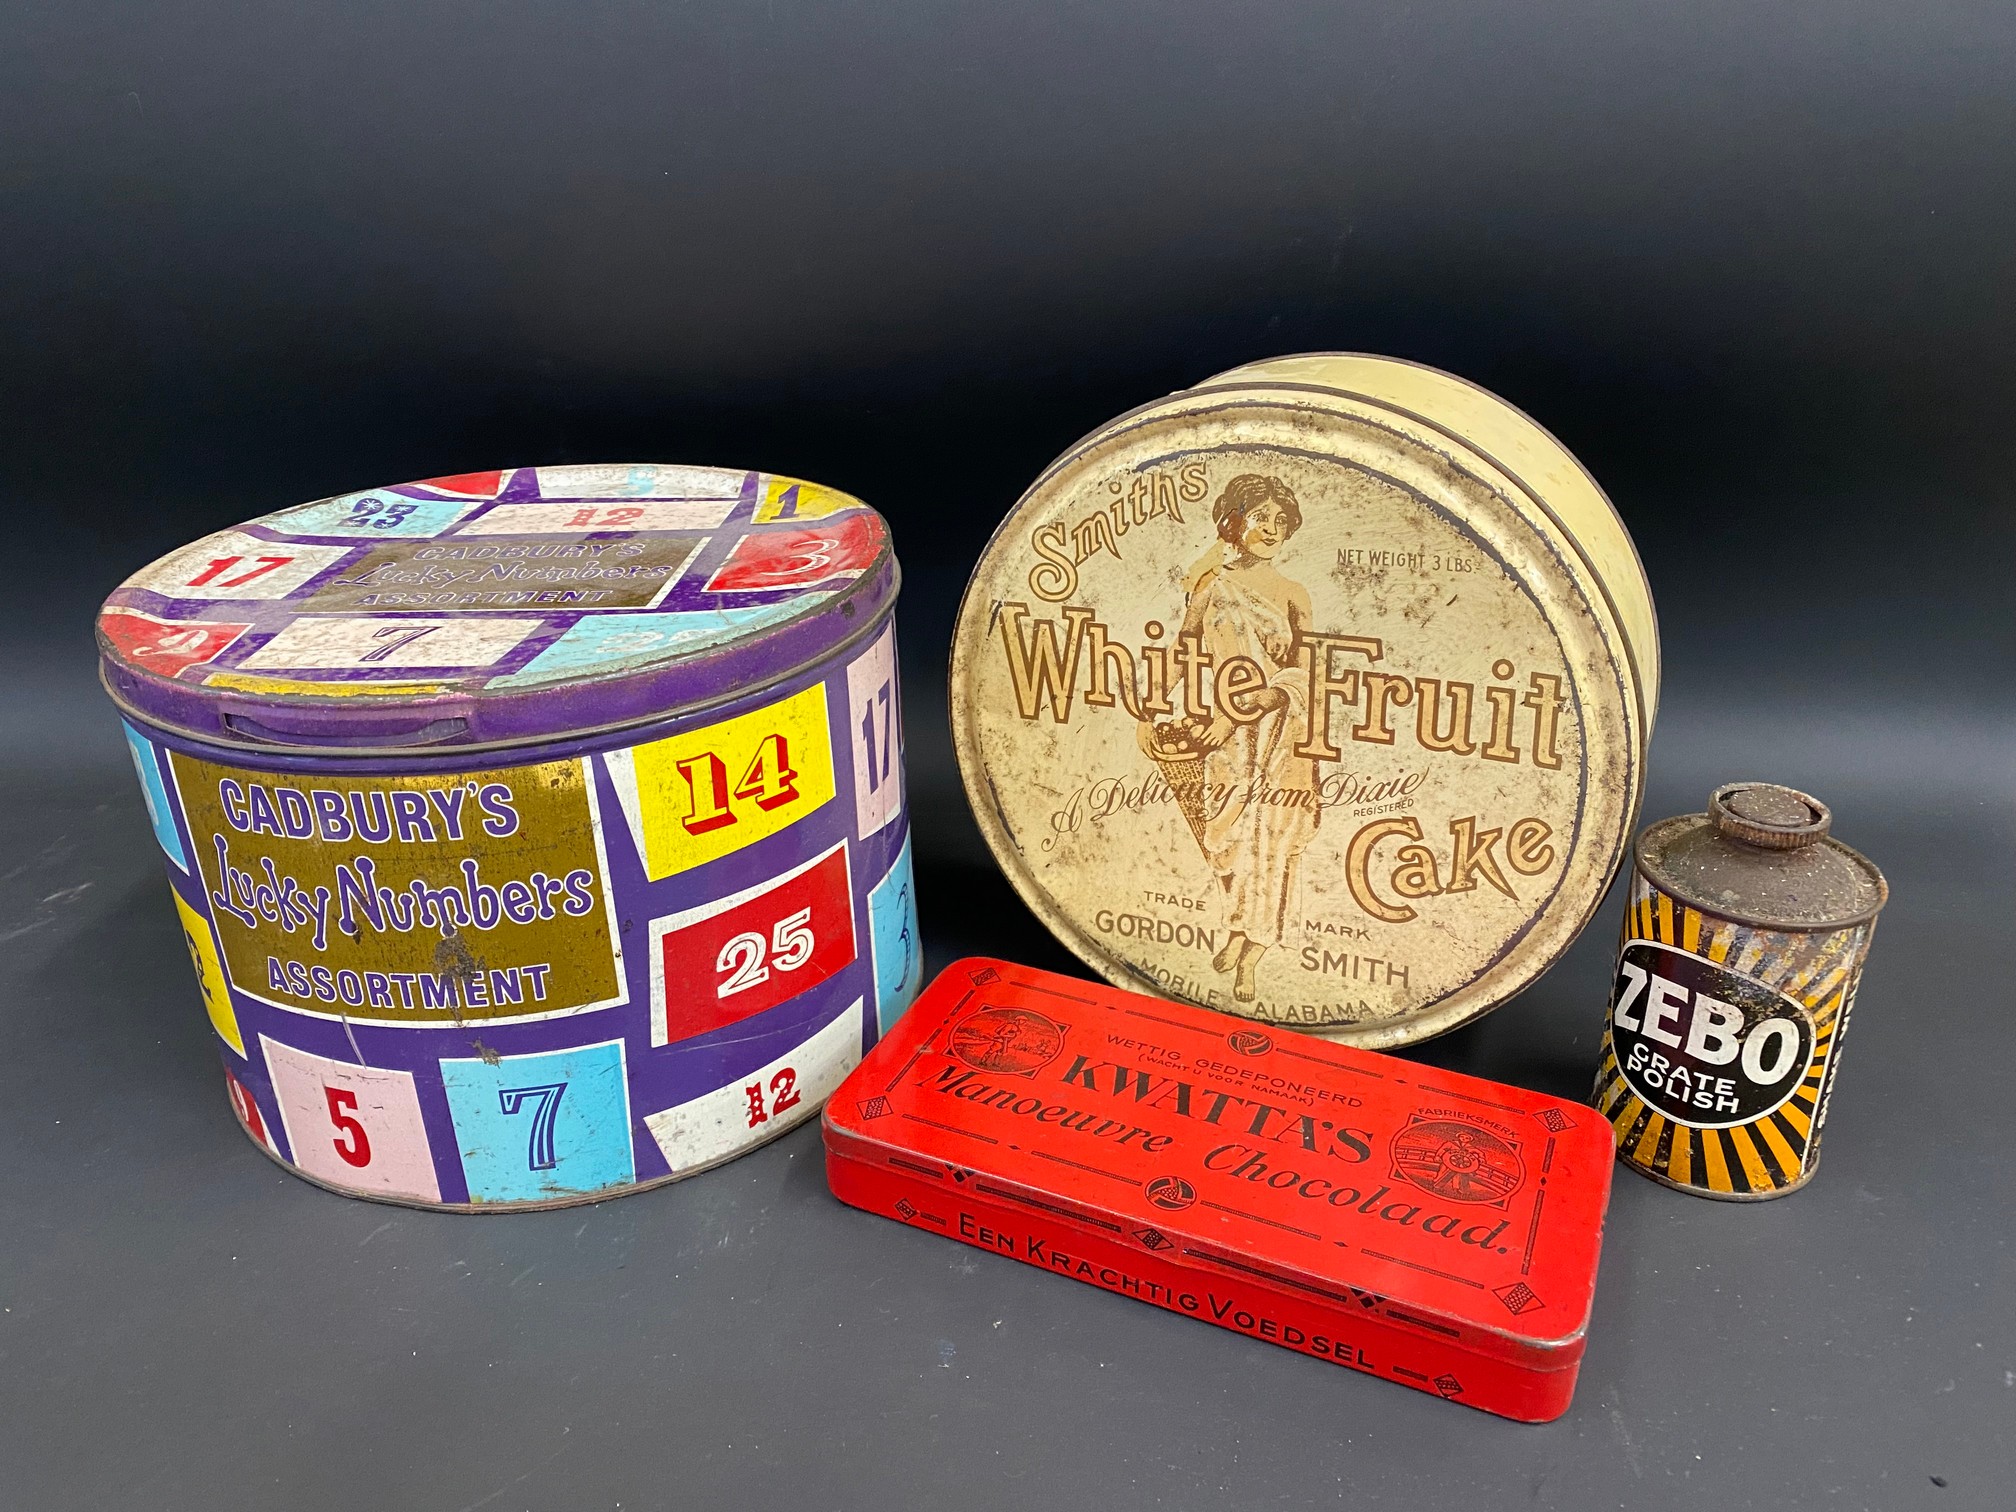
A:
[6, 1, 2016, 1505]
[2, 661, 2009, 1512]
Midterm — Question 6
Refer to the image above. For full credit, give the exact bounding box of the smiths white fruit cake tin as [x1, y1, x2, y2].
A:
[950, 354, 1658, 1048]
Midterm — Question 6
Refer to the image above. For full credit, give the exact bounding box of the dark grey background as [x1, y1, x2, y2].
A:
[2, 4, 2011, 1508]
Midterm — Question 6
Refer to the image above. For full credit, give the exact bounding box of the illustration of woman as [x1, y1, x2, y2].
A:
[1174, 474, 1319, 1003]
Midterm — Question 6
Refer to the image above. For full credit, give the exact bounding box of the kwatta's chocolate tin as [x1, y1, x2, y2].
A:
[1594, 782, 1887, 1200]
[950, 354, 1658, 1047]
[99, 464, 922, 1210]
[825, 958, 1616, 1423]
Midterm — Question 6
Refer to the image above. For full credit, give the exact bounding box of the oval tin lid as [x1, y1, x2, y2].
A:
[98, 464, 896, 754]
[950, 357, 1653, 1048]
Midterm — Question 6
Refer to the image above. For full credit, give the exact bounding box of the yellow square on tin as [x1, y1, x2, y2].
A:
[173, 888, 243, 1054]
[754, 477, 864, 524]
[614, 683, 836, 879]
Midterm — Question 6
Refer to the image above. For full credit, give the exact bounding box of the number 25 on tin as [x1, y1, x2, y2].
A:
[717, 907, 816, 997]
[647, 843, 858, 1045]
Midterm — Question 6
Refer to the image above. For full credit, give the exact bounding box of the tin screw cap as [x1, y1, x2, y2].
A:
[1708, 782, 1830, 851]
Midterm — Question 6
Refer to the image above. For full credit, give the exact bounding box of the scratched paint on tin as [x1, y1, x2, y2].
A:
[103, 462, 909, 1210]
[98, 464, 894, 709]
[439, 1039, 635, 1202]
[167, 751, 628, 1025]
[951, 364, 1651, 1047]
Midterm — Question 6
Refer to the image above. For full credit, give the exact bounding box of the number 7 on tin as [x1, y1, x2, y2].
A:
[497, 1082, 568, 1171]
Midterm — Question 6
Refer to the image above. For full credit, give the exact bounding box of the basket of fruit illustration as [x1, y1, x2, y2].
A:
[1138, 717, 1214, 853]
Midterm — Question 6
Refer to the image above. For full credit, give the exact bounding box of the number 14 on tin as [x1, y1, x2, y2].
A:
[674, 732, 799, 836]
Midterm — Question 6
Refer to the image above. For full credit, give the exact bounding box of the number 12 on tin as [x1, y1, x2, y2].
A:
[743, 1068, 803, 1128]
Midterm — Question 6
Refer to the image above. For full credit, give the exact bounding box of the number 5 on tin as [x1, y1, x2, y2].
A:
[846, 625, 902, 839]
[325, 1087, 372, 1167]
[260, 1037, 442, 1203]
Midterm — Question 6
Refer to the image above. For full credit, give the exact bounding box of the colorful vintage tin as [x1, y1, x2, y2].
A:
[825, 958, 1616, 1422]
[99, 464, 922, 1210]
[950, 354, 1658, 1047]
[1594, 782, 1887, 1200]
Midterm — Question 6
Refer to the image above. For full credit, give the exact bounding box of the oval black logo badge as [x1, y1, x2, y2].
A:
[1610, 940, 1814, 1129]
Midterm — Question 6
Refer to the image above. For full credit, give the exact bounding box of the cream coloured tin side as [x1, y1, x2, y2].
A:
[1200, 354, 1659, 732]
[951, 384, 1645, 1047]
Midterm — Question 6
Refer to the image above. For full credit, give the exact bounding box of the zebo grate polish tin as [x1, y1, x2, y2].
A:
[99, 464, 923, 1210]
[1594, 782, 1887, 1200]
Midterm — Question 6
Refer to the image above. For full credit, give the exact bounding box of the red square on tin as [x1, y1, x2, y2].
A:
[100, 609, 250, 678]
[823, 959, 1615, 1422]
[648, 843, 857, 1045]
[705, 515, 882, 592]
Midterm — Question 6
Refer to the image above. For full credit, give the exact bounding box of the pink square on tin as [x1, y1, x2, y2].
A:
[262, 1037, 442, 1203]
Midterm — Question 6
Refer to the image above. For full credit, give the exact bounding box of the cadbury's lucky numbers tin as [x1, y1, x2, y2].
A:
[98, 464, 922, 1210]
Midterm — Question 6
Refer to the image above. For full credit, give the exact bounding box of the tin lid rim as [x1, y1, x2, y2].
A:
[1191, 352, 1663, 727]
[947, 387, 1647, 1046]
[1183, 373, 1658, 747]
[1633, 813, 1891, 932]
[104, 551, 901, 760]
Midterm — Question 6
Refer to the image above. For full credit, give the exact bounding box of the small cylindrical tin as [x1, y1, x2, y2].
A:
[99, 464, 921, 1210]
[1593, 782, 1888, 1200]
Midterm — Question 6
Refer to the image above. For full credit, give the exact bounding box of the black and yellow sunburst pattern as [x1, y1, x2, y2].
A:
[1592, 873, 1873, 1199]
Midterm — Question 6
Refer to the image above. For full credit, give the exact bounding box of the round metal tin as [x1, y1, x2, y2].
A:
[1594, 788, 1887, 1200]
[101, 464, 922, 1209]
[950, 355, 1657, 1047]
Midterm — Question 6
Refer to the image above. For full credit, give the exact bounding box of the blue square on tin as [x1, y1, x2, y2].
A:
[266, 489, 483, 538]
[866, 833, 924, 1035]
[439, 1039, 635, 1203]
[487, 602, 831, 689]
[124, 724, 186, 871]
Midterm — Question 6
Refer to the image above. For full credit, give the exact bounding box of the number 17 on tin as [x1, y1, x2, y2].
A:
[847, 625, 902, 838]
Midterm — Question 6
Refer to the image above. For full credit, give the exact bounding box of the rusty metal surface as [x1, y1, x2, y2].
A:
[1637, 786, 1888, 932]
[952, 361, 1653, 1048]
[1596, 785, 1888, 1200]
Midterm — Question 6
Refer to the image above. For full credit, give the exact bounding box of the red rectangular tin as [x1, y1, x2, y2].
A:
[824, 958, 1615, 1422]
